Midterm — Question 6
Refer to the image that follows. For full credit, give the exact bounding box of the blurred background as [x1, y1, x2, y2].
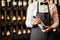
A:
[0, 0, 60, 40]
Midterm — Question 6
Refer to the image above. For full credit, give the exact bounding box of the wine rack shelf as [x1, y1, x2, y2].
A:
[0, 0, 30, 40]
[0, 0, 60, 40]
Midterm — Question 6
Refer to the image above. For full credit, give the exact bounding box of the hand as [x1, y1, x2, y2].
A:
[44, 26, 50, 28]
[42, 27, 53, 32]
[31, 17, 41, 25]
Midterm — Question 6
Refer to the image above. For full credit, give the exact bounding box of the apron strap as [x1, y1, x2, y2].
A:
[48, 3, 50, 13]
[37, 1, 39, 13]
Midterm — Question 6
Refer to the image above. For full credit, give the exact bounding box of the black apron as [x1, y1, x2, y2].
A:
[30, 1, 53, 40]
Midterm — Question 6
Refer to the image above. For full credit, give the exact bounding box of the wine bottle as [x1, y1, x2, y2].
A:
[6, 0, 11, 7]
[27, 29, 30, 34]
[6, 31, 10, 36]
[1, 0, 6, 7]
[18, 29, 22, 35]
[23, 29, 26, 34]
[17, 16, 21, 21]
[13, 29, 16, 36]
[1, 15, 5, 22]
[6, 10, 11, 22]
[23, 16, 26, 21]
[23, 0, 27, 7]
[12, 0, 17, 7]
[1, 24, 5, 37]
[2, 31, 4, 36]
[18, 0, 22, 7]
[6, 15, 10, 22]
[12, 16, 18, 30]
[12, 16, 16, 22]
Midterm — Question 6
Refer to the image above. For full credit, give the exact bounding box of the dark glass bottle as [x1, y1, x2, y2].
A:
[12, 10, 17, 31]
[6, 23, 11, 36]
[1, 15, 5, 22]
[1, 0, 6, 7]
[6, 15, 10, 22]
[1, 23, 6, 37]
[23, 0, 27, 8]
[6, 10, 11, 22]
[12, 0, 17, 7]
[6, 0, 11, 7]
[18, 0, 22, 8]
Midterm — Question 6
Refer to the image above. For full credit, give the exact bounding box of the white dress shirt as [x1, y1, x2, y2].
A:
[25, 1, 59, 29]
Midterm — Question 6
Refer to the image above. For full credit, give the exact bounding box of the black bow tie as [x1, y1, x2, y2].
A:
[40, 2, 48, 5]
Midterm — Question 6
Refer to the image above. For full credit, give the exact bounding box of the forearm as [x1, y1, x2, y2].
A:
[52, 4, 59, 29]
[51, 22, 59, 29]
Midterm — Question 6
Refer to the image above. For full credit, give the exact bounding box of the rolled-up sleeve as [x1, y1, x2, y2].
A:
[25, 1, 37, 28]
[25, 4, 33, 28]
[51, 5, 59, 29]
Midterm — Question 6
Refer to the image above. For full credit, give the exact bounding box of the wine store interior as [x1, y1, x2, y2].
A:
[0, 0, 60, 40]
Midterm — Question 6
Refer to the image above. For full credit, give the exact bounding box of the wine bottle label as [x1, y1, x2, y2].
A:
[38, 24, 44, 30]
[7, 0, 11, 2]
[18, 30, 21, 35]
[13, 29, 16, 33]
[1, 15, 4, 19]
[12, 16, 16, 21]
[6, 15, 10, 22]
[18, 1, 22, 6]
[28, 29, 30, 33]
[13, 2, 17, 6]
[23, 16, 25, 20]
[2, 31, 4, 35]
[17, 16, 21, 20]
[7, 2, 9, 7]
[7, 31, 10, 36]
[23, 1, 27, 6]
[1, 0, 5, 6]
[23, 30, 26, 34]
[7, 15, 10, 20]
